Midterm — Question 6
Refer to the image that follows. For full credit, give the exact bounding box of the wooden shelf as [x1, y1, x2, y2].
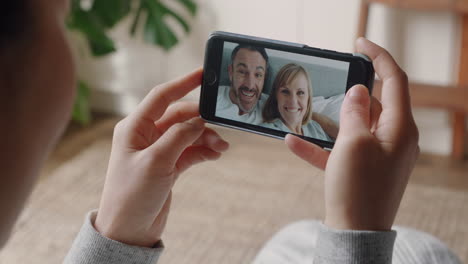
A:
[358, 0, 468, 159]
[372, 80, 468, 112]
[364, 0, 468, 13]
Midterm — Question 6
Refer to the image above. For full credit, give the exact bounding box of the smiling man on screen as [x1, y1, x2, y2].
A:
[216, 44, 269, 124]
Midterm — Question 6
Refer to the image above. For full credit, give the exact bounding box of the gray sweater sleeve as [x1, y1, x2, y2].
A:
[65, 212, 396, 264]
[64, 211, 163, 264]
[314, 223, 397, 264]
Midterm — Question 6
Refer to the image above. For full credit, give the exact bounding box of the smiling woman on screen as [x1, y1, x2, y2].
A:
[262, 63, 331, 141]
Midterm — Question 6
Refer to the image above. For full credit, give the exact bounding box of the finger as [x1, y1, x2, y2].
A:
[175, 146, 222, 174]
[370, 96, 382, 133]
[133, 68, 203, 122]
[193, 127, 229, 153]
[148, 117, 206, 170]
[355, 38, 410, 115]
[154, 101, 199, 133]
[285, 134, 330, 170]
[339, 85, 372, 136]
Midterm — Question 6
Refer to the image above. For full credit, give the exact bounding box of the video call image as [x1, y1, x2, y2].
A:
[215, 41, 350, 142]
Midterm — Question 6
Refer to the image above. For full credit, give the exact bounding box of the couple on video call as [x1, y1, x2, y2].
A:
[216, 44, 338, 141]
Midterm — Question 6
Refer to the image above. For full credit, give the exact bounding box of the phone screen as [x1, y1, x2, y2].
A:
[214, 41, 350, 143]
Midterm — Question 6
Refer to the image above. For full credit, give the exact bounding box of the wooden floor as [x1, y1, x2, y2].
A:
[1, 114, 467, 263]
[412, 152, 468, 191]
[47, 114, 468, 191]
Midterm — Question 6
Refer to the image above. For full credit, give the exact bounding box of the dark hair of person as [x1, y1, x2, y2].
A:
[0, 1, 31, 48]
[262, 63, 313, 125]
[231, 44, 269, 66]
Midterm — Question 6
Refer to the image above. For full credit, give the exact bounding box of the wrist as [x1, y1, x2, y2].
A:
[324, 211, 393, 231]
[94, 212, 161, 248]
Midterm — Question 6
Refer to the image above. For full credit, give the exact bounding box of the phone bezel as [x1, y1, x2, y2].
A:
[200, 32, 374, 149]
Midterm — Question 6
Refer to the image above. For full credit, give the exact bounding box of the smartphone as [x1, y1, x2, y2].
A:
[200, 31, 374, 149]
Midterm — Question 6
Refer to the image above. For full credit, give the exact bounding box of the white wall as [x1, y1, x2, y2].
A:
[366, 5, 459, 156]
[82, 0, 461, 155]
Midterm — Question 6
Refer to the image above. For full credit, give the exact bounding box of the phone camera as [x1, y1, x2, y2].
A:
[205, 69, 217, 85]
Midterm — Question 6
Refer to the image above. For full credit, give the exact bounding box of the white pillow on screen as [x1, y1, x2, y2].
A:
[312, 93, 344, 124]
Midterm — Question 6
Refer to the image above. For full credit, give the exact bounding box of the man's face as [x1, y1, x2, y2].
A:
[228, 48, 266, 114]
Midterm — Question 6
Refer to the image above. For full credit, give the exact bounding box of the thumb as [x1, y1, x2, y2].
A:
[147, 117, 206, 170]
[339, 85, 371, 136]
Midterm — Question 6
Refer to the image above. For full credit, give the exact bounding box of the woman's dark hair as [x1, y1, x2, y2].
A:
[0, 1, 31, 47]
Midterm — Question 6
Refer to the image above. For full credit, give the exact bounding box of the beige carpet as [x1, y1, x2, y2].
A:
[0, 119, 467, 263]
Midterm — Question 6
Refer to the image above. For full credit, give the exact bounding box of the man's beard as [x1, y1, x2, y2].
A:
[231, 77, 259, 114]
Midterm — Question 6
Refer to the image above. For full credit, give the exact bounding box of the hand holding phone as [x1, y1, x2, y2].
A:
[94, 69, 229, 247]
[287, 38, 419, 231]
[200, 31, 375, 149]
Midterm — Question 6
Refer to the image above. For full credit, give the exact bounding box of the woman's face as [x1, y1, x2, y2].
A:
[276, 73, 310, 131]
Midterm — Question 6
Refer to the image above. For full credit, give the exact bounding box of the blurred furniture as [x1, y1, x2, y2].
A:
[357, 0, 468, 160]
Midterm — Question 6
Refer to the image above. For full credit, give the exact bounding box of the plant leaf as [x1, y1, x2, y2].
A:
[72, 80, 91, 125]
[156, 1, 190, 33]
[91, 0, 131, 29]
[143, 0, 179, 50]
[144, 14, 178, 50]
[70, 0, 81, 11]
[130, 2, 144, 36]
[176, 0, 197, 16]
[68, 7, 116, 56]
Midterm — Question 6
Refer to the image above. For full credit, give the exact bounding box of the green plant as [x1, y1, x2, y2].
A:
[67, 0, 197, 124]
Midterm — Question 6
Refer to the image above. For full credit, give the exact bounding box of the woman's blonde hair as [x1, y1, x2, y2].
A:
[262, 63, 312, 125]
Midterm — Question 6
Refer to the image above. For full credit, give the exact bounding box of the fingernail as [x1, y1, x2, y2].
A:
[350, 88, 361, 97]
[348, 86, 366, 101]
[217, 140, 229, 151]
[188, 117, 205, 129]
[209, 134, 229, 152]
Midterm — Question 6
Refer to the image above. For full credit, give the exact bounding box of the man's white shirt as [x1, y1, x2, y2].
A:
[215, 85, 267, 125]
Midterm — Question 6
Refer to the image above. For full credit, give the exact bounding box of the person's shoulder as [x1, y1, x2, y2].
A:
[220, 85, 229, 91]
[307, 120, 321, 128]
[305, 120, 324, 132]
[216, 86, 232, 109]
[266, 118, 288, 131]
[260, 120, 276, 129]
[304, 120, 330, 140]
[274, 118, 285, 127]
[254, 92, 269, 115]
[258, 92, 268, 105]
[217, 85, 229, 98]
